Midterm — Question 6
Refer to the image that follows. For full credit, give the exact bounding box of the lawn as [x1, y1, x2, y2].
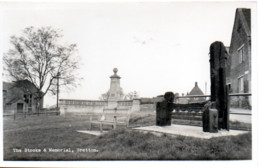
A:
[3, 113, 251, 160]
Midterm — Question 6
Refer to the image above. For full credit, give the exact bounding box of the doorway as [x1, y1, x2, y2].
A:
[17, 103, 24, 113]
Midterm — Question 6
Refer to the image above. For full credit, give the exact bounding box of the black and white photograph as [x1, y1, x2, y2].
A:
[0, 0, 258, 167]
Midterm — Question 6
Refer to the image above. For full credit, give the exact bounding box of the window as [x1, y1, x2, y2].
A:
[3, 90, 7, 105]
[238, 77, 244, 93]
[28, 94, 32, 107]
[238, 45, 245, 64]
[227, 84, 232, 93]
[3, 90, 7, 97]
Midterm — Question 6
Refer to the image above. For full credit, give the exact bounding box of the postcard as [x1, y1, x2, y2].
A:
[0, 0, 258, 168]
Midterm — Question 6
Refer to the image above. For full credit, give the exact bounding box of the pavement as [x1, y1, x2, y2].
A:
[77, 130, 108, 136]
[77, 124, 248, 139]
[230, 114, 251, 123]
[229, 108, 251, 123]
[133, 124, 248, 139]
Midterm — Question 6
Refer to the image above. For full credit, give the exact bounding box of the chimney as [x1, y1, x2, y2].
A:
[195, 82, 198, 86]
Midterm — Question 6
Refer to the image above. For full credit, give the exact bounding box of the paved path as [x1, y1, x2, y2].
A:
[134, 124, 248, 139]
[77, 130, 108, 136]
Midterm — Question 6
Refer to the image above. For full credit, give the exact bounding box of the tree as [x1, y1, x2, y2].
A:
[99, 91, 110, 101]
[99, 90, 139, 101]
[99, 88, 126, 101]
[3, 26, 80, 111]
[124, 91, 139, 100]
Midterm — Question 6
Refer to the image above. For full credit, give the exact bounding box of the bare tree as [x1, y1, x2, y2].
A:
[124, 91, 139, 100]
[99, 91, 110, 101]
[99, 90, 139, 101]
[3, 26, 81, 111]
[99, 88, 126, 101]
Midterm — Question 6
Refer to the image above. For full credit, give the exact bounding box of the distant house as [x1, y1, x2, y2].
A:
[227, 8, 251, 108]
[3, 80, 44, 114]
[175, 93, 189, 104]
[187, 82, 205, 103]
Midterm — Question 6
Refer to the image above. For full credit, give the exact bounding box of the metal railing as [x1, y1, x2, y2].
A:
[176, 93, 251, 99]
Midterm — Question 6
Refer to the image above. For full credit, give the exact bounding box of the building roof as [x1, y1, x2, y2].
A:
[3, 82, 13, 91]
[189, 82, 204, 95]
[3, 80, 40, 94]
[6, 97, 24, 104]
[241, 8, 251, 33]
[233, 8, 251, 37]
[229, 8, 251, 54]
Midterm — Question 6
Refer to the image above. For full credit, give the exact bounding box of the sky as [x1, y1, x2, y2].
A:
[0, 1, 256, 107]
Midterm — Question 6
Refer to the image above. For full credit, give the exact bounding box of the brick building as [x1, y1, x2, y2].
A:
[227, 8, 251, 108]
[3, 80, 44, 114]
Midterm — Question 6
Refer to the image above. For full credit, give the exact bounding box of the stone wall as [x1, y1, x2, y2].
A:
[140, 104, 155, 112]
[59, 97, 168, 115]
[59, 99, 137, 115]
[59, 99, 108, 115]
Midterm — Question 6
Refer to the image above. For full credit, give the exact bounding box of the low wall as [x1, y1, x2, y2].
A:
[59, 99, 135, 115]
[103, 108, 130, 114]
[59, 99, 108, 115]
[140, 104, 155, 112]
[118, 100, 133, 106]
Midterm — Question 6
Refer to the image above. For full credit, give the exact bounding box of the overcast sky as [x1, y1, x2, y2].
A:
[1, 1, 256, 107]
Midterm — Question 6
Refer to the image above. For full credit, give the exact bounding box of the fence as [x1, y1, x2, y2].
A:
[3, 108, 60, 120]
[172, 93, 251, 123]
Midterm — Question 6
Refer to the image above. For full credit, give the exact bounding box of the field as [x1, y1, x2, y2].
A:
[3, 112, 252, 160]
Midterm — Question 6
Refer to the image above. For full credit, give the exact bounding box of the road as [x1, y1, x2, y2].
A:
[230, 114, 251, 123]
[229, 108, 251, 123]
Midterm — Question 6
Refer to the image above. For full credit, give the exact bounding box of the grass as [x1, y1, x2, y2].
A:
[3, 113, 252, 160]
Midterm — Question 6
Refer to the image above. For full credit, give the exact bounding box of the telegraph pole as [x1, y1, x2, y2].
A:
[55, 72, 60, 110]
[205, 82, 207, 95]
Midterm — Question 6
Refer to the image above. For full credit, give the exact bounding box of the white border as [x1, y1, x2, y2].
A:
[0, 0, 258, 168]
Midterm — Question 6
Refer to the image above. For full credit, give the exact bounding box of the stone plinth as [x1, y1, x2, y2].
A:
[107, 101, 118, 109]
[131, 99, 141, 113]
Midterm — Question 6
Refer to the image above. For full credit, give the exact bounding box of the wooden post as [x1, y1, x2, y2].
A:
[226, 85, 230, 131]
[209, 41, 229, 130]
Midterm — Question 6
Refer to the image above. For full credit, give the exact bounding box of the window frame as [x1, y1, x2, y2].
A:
[238, 44, 245, 64]
[238, 76, 244, 93]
